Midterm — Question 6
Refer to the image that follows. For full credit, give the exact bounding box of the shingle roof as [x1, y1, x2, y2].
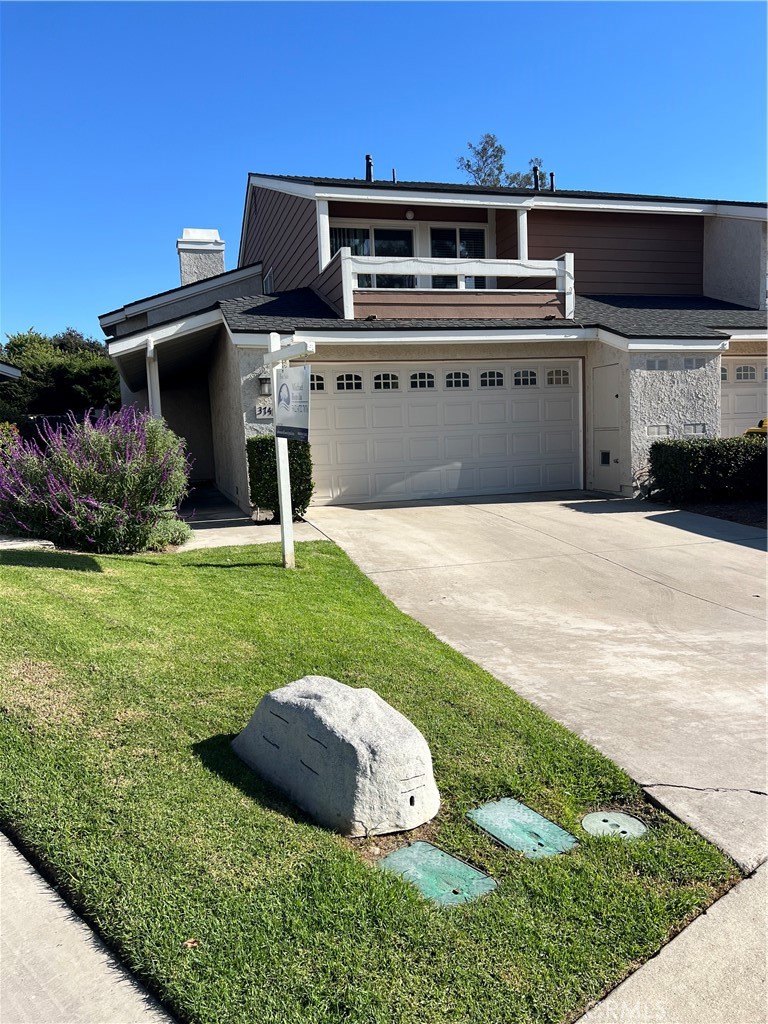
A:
[251, 173, 766, 209]
[219, 290, 766, 340]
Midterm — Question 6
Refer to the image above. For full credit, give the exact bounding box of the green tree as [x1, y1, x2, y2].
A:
[457, 133, 547, 188]
[0, 328, 120, 424]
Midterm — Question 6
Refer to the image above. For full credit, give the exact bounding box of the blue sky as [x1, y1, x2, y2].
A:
[1, 1, 765, 342]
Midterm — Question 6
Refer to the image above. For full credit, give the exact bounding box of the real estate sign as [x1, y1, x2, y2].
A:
[275, 365, 310, 442]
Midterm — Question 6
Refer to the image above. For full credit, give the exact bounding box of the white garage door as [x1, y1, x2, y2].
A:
[309, 359, 582, 504]
[721, 357, 767, 436]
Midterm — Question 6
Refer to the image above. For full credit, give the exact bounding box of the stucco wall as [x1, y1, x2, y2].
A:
[703, 217, 767, 310]
[119, 378, 149, 412]
[584, 341, 632, 493]
[629, 354, 720, 491]
[208, 330, 250, 511]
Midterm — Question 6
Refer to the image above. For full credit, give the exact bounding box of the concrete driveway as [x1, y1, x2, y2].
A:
[306, 492, 767, 873]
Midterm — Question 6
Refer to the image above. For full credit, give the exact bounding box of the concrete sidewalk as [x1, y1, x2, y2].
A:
[0, 835, 173, 1024]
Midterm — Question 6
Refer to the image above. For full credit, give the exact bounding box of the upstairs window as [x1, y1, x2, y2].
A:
[513, 369, 537, 386]
[684, 357, 706, 370]
[721, 366, 728, 381]
[430, 227, 486, 289]
[410, 371, 435, 390]
[336, 373, 362, 391]
[445, 371, 470, 389]
[373, 372, 399, 391]
[310, 374, 325, 392]
[736, 365, 756, 381]
[546, 369, 570, 386]
[646, 358, 668, 371]
[330, 225, 414, 289]
[480, 370, 504, 388]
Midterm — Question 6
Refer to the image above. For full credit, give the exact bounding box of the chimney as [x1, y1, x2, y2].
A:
[176, 228, 225, 286]
[549, 172, 556, 192]
[365, 154, 373, 182]
[532, 166, 540, 191]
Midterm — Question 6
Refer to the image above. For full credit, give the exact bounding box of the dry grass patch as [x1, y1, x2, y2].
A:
[1, 659, 84, 726]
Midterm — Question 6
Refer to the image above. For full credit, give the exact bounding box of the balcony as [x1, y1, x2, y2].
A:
[316, 248, 575, 321]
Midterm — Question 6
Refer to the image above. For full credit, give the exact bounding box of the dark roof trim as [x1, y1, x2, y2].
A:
[248, 172, 766, 209]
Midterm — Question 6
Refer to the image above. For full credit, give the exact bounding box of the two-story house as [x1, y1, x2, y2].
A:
[99, 168, 767, 512]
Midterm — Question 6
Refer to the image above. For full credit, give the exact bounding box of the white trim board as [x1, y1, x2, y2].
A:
[108, 309, 223, 357]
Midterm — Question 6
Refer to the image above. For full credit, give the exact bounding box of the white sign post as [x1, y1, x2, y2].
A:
[263, 332, 315, 569]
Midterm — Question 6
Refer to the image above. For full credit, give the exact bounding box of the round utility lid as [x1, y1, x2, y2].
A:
[581, 811, 647, 839]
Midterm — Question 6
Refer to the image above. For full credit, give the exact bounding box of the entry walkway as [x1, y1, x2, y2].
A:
[179, 484, 321, 550]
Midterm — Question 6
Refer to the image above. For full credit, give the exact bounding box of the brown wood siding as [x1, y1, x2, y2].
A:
[527, 211, 704, 295]
[315, 253, 344, 314]
[241, 187, 320, 292]
[329, 202, 487, 223]
[495, 209, 519, 260]
[353, 291, 564, 319]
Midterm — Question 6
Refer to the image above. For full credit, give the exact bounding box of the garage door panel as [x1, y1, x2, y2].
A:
[372, 404, 403, 428]
[373, 439, 405, 462]
[446, 467, 477, 492]
[479, 401, 507, 423]
[335, 474, 372, 500]
[333, 405, 367, 430]
[545, 462, 577, 487]
[734, 394, 760, 414]
[373, 472, 408, 497]
[336, 440, 368, 464]
[409, 437, 440, 461]
[310, 359, 581, 503]
[510, 432, 540, 455]
[407, 469, 442, 494]
[545, 397, 575, 421]
[408, 403, 440, 427]
[444, 402, 474, 426]
[512, 464, 542, 488]
[544, 430, 576, 454]
[478, 433, 507, 457]
[510, 399, 540, 422]
[445, 436, 474, 458]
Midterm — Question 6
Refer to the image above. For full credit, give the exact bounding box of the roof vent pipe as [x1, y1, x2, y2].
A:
[549, 172, 556, 192]
[392, 168, 397, 183]
[365, 154, 373, 182]
[532, 166, 540, 191]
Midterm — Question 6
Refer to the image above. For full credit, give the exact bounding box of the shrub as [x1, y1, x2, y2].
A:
[0, 407, 192, 553]
[246, 435, 314, 520]
[648, 436, 767, 503]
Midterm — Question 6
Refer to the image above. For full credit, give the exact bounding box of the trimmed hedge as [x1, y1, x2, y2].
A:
[648, 436, 767, 503]
[246, 435, 314, 520]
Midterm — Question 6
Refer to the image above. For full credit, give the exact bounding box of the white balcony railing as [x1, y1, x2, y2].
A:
[333, 248, 575, 319]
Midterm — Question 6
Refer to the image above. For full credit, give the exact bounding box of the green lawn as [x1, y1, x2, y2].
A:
[0, 542, 737, 1024]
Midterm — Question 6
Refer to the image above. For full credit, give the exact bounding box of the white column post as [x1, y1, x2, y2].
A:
[268, 332, 295, 569]
[516, 209, 529, 261]
[145, 338, 162, 418]
[563, 252, 575, 318]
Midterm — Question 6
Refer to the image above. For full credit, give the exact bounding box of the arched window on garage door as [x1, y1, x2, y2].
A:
[736, 365, 756, 381]
[410, 371, 435, 389]
[513, 369, 537, 386]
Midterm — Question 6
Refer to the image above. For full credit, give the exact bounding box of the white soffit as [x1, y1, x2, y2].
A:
[108, 309, 223, 357]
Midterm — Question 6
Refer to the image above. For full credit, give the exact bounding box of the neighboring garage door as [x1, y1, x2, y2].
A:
[721, 357, 767, 436]
[309, 359, 581, 504]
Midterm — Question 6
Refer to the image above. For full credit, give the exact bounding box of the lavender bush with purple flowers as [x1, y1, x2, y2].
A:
[0, 408, 191, 553]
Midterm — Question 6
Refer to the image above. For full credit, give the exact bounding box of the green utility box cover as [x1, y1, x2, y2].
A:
[468, 798, 577, 859]
[379, 841, 497, 906]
